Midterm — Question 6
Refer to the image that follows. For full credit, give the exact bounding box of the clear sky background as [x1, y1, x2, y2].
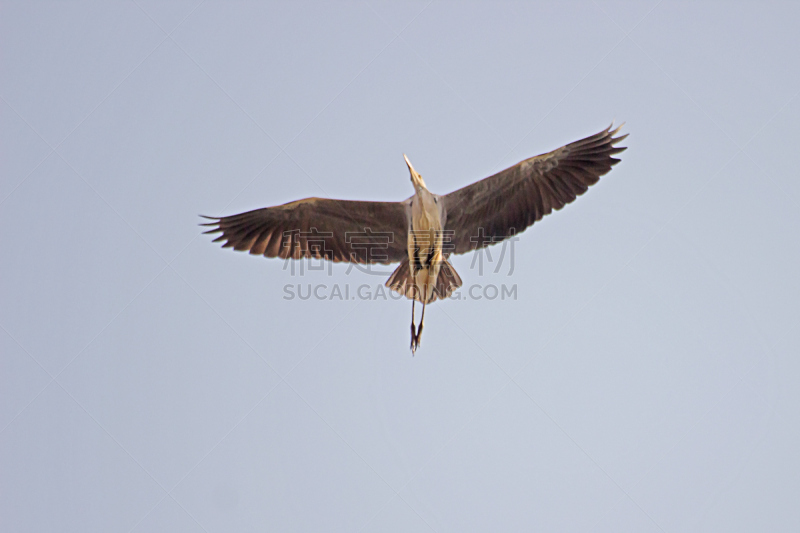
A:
[2, 1, 799, 531]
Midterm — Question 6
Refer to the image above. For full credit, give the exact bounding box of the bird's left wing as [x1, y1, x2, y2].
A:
[202, 197, 409, 264]
[442, 123, 627, 254]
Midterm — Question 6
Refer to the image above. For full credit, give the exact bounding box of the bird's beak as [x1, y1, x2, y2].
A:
[403, 153, 416, 174]
[404, 154, 426, 189]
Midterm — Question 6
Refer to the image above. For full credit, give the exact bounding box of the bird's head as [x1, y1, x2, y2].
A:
[404, 154, 428, 192]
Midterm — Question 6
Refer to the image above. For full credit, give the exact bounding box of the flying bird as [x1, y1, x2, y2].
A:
[202, 123, 627, 353]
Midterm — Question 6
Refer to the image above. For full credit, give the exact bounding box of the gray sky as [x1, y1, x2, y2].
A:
[2, 1, 799, 531]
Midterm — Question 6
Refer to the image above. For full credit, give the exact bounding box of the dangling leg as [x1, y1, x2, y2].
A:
[416, 300, 427, 350]
[410, 298, 417, 354]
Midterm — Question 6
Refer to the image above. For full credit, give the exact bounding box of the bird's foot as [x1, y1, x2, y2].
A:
[410, 332, 422, 354]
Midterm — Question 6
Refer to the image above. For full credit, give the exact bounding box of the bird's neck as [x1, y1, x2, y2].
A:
[413, 190, 441, 229]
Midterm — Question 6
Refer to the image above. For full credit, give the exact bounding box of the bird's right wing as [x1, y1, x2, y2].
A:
[442, 123, 627, 254]
[202, 197, 409, 264]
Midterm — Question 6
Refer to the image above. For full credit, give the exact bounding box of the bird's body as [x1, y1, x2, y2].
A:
[406, 159, 445, 306]
[202, 124, 627, 353]
[408, 217, 442, 304]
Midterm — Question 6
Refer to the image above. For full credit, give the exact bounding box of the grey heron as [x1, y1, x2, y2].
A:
[202, 123, 627, 353]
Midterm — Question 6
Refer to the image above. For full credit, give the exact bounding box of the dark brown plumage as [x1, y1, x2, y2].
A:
[201, 198, 408, 264]
[442, 123, 627, 253]
[202, 123, 626, 263]
[203, 122, 627, 352]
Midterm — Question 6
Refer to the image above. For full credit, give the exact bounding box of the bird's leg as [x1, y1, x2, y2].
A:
[416, 300, 426, 350]
[410, 298, 417, 354]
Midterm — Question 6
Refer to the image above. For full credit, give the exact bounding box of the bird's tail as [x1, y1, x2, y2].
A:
[386, 258, 462, 303]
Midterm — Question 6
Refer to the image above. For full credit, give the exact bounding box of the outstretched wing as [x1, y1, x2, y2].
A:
[202, 197, 409, 264]
[442, 124, 627, 254]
